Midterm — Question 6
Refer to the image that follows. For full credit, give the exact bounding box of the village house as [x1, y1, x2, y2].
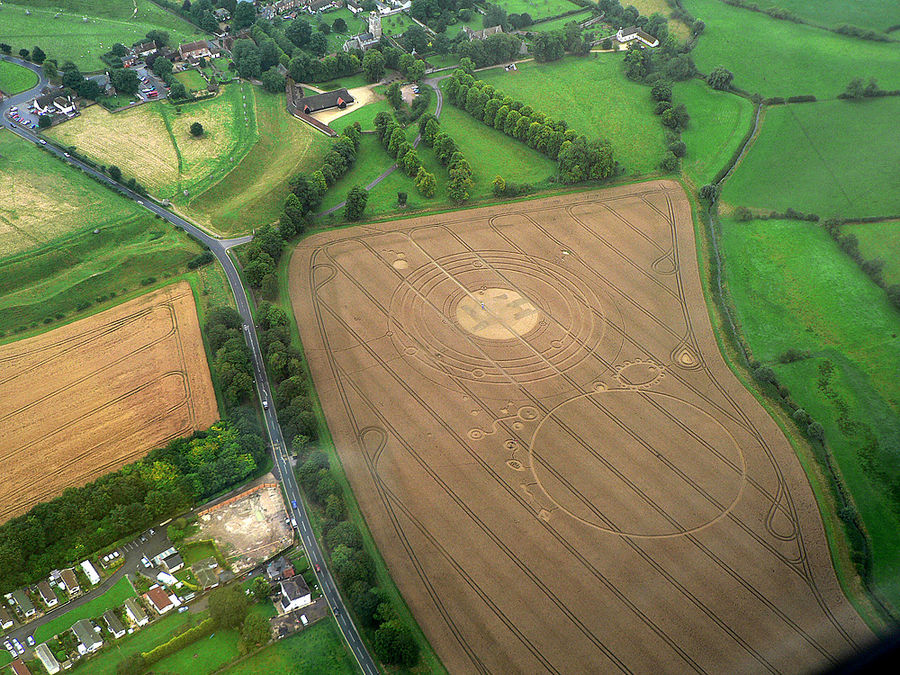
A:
[80, 560, 100, 586]
[463, 24, 503, 41]
[274, 0, 302, 13]
[0, 606, 14, 630]
[32, 90, 76, 117]
[161, 551, 184, 574]
[124, 597, 148, 627]
[178, 40, 213, 62]
[103, 610, 126, 639]
[135, 40, 158, 57]
[72, 619, 103, 654]
[194, 566, 219, 590]
[277, 577, 312, 613]
[616, 26, 659, 48]
[60, 569, 79, 596]
[11, 589, 35, 618]
[343, 11, 382, 52]
[34, 644, 61, 675]
[37, 581, 57, 608]
[10, 659, 31, 675]
[143, 585, 177, 615]
[346, 0, 364, 13]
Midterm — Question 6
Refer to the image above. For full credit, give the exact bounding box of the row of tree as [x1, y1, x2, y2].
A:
[373, 112, 431, 193]
[417, 113, 474, 203]
[445, 69, 616, 183]
[0, 416, 264, 594]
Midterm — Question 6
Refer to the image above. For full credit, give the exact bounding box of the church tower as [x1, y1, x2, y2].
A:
[368, 11, 382, 39]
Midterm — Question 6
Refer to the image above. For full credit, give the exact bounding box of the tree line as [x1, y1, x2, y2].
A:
[415, 113, 474, 203]
[0, 417, 265, 594]
[445, 69, 616, 184]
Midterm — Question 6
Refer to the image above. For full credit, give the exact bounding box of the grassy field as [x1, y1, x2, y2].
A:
[626, 0, 691, 40]
[478, 56, 667, 174]
[722, 98, 900, 218]
[34, 577, 136, 643]
[152, 624, 241, 673]
[223, 619, 356, 675]
[674, 79, 754, 186]
[843, 220, 900, 286]
[683, 0, 900, 99]
[186, 89, 330, 233]
[499, 0, 582, 20]
[380, 12, 416, 37]
[719, 217, 900, 609]
[0, 1, 198, 71]
[333, 99, 394, 132]
[174, 68, 208, 93]
[0, 130, 147, 259]
[528, 10, 594, 32]
[763, 0, 900, 33]
[0, 60, 37, 95]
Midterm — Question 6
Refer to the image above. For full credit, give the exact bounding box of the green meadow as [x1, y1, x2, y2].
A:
[0, 59, 38, 95]
[723, 98, 900, 218]
[843, 220, 900, 286]
[720, 217, 900, 609]
[763, 0, 900, 33]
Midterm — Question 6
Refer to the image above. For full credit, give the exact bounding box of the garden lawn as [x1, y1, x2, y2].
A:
[380, 12, 416, 37]
[0, 60, 37, 95]
[0, 1, 198, 72]
[34, 576, 136, 643]
[843, 220, 900, 286]
[317, 73, 370, 91]
[498, 0, 583, 21]
[674, 79, 754, 186]
[223, 618, 356, 675]
[333, 98, 394, 132]
[174, 68, 208, 93]
[180, 541, 220, 567]
[151, 623, 241, 674]
[683, 0, 900, 99]
[722, 98, 900, 218]
[762, 0, 900, 33]
[477, 56, 666, 174]
[185, 89, 330, 234]
[720, 217, 900, 609]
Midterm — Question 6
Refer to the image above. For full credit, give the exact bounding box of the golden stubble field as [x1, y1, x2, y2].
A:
[0, 282, 218, 523]
[290, 181, 873, 673]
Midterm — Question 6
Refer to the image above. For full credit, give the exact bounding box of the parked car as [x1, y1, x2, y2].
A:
[26, 636, 35, 646]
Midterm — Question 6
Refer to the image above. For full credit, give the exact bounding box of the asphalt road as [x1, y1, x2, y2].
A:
[1, 56, 377, 675]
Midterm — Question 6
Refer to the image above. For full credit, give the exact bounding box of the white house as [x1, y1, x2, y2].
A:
[72, 619, 103, 654]
[103, 610, 126, 639]
[80, 560, 100, 585]
[35, 644, 61, 675]
[615, 26, 659, 48]
[143, 585, 179, 615]
[124, 597, 148, 627]
[32, 90, 76, 117]
[37, 581, 57, 607]
[0, 606, 14, 630]
[277, 577, 312, 613]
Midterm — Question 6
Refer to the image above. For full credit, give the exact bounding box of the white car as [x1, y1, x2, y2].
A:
[141, 556, 151, 568]
[26, 636, 35, 647]
[12, 639, 23, 654]
[2, 641, 11, 652]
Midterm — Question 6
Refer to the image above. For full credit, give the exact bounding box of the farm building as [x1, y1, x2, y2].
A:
[124, 597, 148, 627]
[72, 619, 103, 654]
[35, 644, 60, 674]
[0, 606, 14, 629]
[37, 581, 57, 607]
[11, 589, 35, 618]
[60, 569, 80, 595]
[463, 24, 503, 41]
[277, 577, 312, 613]
[103, 610, 126, 639]
[616, 26, 659, 48]
[343, 12, 382, 52]
[299, 88, 355, 114]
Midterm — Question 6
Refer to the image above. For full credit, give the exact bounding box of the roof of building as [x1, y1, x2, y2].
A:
[300, 88, 354, 113]
[34, 644, 59, 670]
[12, 589, 34, 611]
[195, 567, 219, 589]
[60, 568, 79, 588]
[464, 24, 503, 40]
[72, 619, 101, 647]
[135, 40, 157, 52]
[103, 610, 125, 635]
[37, 581, 56, 603]
[0, 606, 13, 624]
[619, 26, 659, 45]
[192, 556, 218, 573]
[162, 552, 184, 569]
[179, 41, 211, 56]
[143, 586, 173, 612]
[124, 597, 148, 621]
[281, 576, 310, 601]
[10, 659, 31, 675]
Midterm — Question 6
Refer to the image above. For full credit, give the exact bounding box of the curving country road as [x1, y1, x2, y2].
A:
[1, 54, 377, 675]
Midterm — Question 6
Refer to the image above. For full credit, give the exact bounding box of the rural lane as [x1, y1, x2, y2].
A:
[1, 64, 378, 675]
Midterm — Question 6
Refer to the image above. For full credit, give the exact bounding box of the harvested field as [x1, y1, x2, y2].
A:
[290, 181, 872, 673]
[189, 477, 293, 573]
[0, 282, 217, 523]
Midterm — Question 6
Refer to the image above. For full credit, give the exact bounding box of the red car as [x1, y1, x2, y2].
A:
[315, 564, 321, 572]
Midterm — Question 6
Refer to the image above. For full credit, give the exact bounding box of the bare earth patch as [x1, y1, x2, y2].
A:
[0, 282, 218, 523]
[312, 85, 382, 126]
[290, 181, 873, 673]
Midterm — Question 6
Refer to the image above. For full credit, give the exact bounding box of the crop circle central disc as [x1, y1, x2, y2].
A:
[456, 288, 540, 340]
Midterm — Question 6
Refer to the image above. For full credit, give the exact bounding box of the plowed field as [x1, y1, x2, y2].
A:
[290, 181, 873, 673]
[0, 282, 217, 522]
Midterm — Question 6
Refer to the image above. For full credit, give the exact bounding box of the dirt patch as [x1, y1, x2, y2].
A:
[189, 478, 293, 574]
[289, 182, 872, 673]
[0, 282, 218, 523]
[312, 86, 382, 126]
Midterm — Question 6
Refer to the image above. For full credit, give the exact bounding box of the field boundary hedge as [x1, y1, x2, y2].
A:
[142, 617, 215, 663]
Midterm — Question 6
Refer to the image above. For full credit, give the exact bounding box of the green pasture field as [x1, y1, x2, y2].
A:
[757, 0, 900, 33]
[625, 0, 691, 41]
[674, 79, 754, 186]
[498, 0, 582, 21]
[528, 10, 593, 32]
[317, 73, 370, 91]
[0, 60, 38, 95]
[426, 53, 461, 70]
[223, 618, 356, 675]
[722, 97, 900, 219]
[333, 99, 394, 132]
[682, 0, 900, 99]
[843, 220, 900, 286]
[34, 576, 136, 643]
[186, 89, 330, 234]
[720, 217, 900, 608]
[174, 68, 208, 92]
[0, 130, 145, 259]
[152, 623, 241, 673]
[477, 56, 666, 174]
[0, 1, 198, 72]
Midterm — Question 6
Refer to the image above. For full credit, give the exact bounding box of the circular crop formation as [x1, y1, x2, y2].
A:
[388, 251, 610, 385]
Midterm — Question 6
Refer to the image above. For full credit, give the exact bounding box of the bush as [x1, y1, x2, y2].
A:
[190, 121, 204, 137]
[188, 250, 215, 269]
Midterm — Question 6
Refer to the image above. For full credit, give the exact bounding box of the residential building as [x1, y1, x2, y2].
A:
[0, 606, 14, 629]
[307, 0, 336, 12]
[72, 619, 103, 654]
[266, 557, 295, 581]
[615, 26, 659, 48]
[11, 589, 35, 618]
[346, 0, 364, 14]
[274, 0, 301, 13]
[37, 581, 57, 607]
[277, 577, 312, 613]
[134, 40, 158, 57]
[124, 598, 148, 627]
[35, 644, 61, 675]
[80, 560, 100, 586]
[10, 659, 31, 675]
[60, 569, 80, 596]
[195, 567, 219, 590]
[178, 41, 213, 62]
[463, 24, 503, 41]
[298, 88, 354, 113]
[147, 539, 178, 567]
[213, 7, 231, 21]
[143, 586, 176, 615]
[32, 90, 76, 117]
[103, 610, 126, 639]
[342, 12, 382, 52]
[161, 552, 184, 574]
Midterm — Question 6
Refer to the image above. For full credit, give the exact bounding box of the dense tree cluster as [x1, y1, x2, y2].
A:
[445, 70, 615, 184]
[374, 112, 424, 184]
[413, 113, 474, 202]
[410, 0, 475, 33]
[151, 0, 220, 33]
[0, 418, 264, 593]
[207, 307, 256, 407]
[456, 33, 523, 68]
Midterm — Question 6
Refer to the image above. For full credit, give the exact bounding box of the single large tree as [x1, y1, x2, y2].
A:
[208, 585, 249, 629]
[344, 185, 368, 221]
[707, 66, 734, 91]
